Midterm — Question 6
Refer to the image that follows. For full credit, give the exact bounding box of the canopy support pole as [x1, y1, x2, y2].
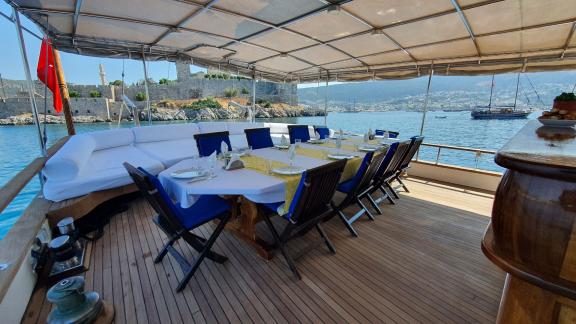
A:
[13, 8, 46, 156]
[251, 68, 256, 122]
[53, 49, 76, 136]
[419, 67, 434, 136]
[324, 77, 329, 126]
[142, 50, 152, 125]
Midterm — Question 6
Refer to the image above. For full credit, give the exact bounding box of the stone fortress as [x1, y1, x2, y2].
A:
[0, 62, 298, 121]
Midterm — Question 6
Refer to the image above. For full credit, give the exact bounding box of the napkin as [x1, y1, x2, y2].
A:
[315, 131, 321, 140]
[225, 153, 245, 170]
[221, 141, 229, 156]
[280, 134, 289, 146]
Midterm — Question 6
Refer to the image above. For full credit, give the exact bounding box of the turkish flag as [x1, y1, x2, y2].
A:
[37, 38, 62, 113]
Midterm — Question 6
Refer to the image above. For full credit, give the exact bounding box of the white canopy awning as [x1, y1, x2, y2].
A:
[8, 0, 576, 82]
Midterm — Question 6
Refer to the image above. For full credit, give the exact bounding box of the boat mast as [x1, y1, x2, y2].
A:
[53, 50, 76, 136]
[513, 72, 520, 111]
[488, 74, 495, 111]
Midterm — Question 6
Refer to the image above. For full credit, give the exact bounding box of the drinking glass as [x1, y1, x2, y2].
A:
[289, 145, 296, 168]
[295, 139, 301, 148]
[335, 137, 342, 155]
[266, 160, 273, 175]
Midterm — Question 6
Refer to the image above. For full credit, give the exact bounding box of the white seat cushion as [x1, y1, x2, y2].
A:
[226, 121, 264, 135]
[197, 121, 228, 134]
[229, 134, 249, 150]
[136, 139, 199, 167]
[43, 146, 164, 201]
[132, 123, 199, 143]
[264, 122, 289, 134]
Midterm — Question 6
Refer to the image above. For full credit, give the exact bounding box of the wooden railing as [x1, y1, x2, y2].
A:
[0, 136, 68, 303]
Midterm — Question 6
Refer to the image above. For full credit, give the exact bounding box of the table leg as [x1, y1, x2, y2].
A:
[224, 196, 275, 260]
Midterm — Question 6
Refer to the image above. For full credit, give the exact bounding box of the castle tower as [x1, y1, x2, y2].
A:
[176, 62, 191, 82]
[98, 64, 107, 86]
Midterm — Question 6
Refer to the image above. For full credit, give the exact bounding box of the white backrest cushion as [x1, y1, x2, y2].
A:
[308, 126, 316, 138]
[226, 121, 265, 135]
[264, 122, 289, 134]
[89, 128, 134, 150]
[197, 122, 228, 134]
[132, 123, 199, 143]
[44, 134, 96, 181]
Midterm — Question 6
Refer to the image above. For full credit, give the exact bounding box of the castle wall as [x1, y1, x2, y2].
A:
[0, 97, 115, 119]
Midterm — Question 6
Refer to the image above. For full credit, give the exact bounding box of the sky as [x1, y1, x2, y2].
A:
[0, 2, 206, 85]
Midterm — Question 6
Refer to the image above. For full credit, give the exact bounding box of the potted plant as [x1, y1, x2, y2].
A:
[553, 92, 576, 112]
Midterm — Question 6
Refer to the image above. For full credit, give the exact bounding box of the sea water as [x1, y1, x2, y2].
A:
[0, 110, 540, 238]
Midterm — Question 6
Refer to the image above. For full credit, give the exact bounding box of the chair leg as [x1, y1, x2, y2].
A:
[386, 182, 400, 199]
[316, 224, 336, 254]
[262, 214, 302, 280]
[176, 214, 230, 292]
[155, 235, 178, 263]
[379, 186, 396, 205]
[356, 198, 375, 220]
[337, 210, 359, 237]
[395, 175, 410, 193]
[365, 193, 382, 215]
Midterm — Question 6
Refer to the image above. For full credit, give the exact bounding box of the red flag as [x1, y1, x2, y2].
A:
[37, 38, 62, 113]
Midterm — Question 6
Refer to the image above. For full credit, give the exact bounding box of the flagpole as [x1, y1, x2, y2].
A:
[52, 49, 76, 136]
[13, 8, 46, 156]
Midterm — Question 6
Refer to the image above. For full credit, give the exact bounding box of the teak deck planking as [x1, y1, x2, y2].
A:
[22, 178, 504, 323]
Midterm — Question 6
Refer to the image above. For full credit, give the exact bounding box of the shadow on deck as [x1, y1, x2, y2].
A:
[23, 179, 504, 323]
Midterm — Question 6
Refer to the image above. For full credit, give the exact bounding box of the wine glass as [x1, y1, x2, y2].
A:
[288, 144, 296, 168]
[335, 137, 342, 155]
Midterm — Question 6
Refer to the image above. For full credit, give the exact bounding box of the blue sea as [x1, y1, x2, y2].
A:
[0, 110, 540, 239]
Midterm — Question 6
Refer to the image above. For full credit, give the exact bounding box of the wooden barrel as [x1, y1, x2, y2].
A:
[482, 121, 576, 323]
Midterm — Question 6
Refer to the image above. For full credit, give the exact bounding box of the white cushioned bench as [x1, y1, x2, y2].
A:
[43, 121, 324, 202]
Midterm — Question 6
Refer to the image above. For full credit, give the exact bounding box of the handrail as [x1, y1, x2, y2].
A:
[420, 143, 496, 155]
[416, 142, 497, 171]
[0, 136, 69, 303]
[0, 136, 68, 215]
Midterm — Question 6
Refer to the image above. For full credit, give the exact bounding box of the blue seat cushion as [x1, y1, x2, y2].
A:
[176, 195, 230, 230]
[246, 128, 274, 149]
[314, 126, 330, 139]
[289, 126, 310, 144]
[337, 178, 356, 194]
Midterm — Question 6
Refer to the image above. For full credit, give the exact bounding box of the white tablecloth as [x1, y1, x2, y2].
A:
[158, 145, 368, 208]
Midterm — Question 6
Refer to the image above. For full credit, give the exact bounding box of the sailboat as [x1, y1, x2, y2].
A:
[471, 74, 531, 119]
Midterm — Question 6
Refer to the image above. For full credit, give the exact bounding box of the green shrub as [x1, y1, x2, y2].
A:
[89, 90, 101, 98]
[241, 87, 250, 95]
[223, 88, 238, 98]
[69, 90, 80, 98]
[135, 92, 147, 101]
[183, 97, 222, 109]
[109, 80, 123, 86]
[159, 78, 172, 85]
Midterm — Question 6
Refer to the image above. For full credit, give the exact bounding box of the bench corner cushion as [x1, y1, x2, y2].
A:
[44, 134, 96, 181]
[135, 139, 199, 167]
[43, 146, 164, 202]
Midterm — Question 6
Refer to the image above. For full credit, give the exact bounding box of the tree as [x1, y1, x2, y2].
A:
[135, 92, 147, 101]
[159, 78, 171, 85]
[241, 87, 250, 95]
[89, 90, 102, 98]
[109, 80, 123, 86]
[69, 90, 80, 98]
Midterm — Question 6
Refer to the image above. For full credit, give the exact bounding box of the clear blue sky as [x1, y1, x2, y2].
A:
[0, 2, 205, 85]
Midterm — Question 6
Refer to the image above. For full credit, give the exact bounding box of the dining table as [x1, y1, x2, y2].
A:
[158, 136, 388, 259]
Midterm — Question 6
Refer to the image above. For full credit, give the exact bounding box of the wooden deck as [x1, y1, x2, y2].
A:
[23, 178, 504, 323]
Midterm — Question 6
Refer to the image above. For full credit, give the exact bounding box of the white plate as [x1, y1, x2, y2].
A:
[272, 167, 305, 175]
[380, 138, 400, 144]
[358, 146, 377, 152]
[275, 144, 290, 149]
[327, 154, 355, 160]
[171, 169, 208, 179]
[537, 118, 576, 128]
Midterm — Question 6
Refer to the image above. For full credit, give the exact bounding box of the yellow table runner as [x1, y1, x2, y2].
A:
[295, 147, 363, 181]
[346, 136, 381, 146]
[240, 155, 301, 215]
[316, 141, 358, 152]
